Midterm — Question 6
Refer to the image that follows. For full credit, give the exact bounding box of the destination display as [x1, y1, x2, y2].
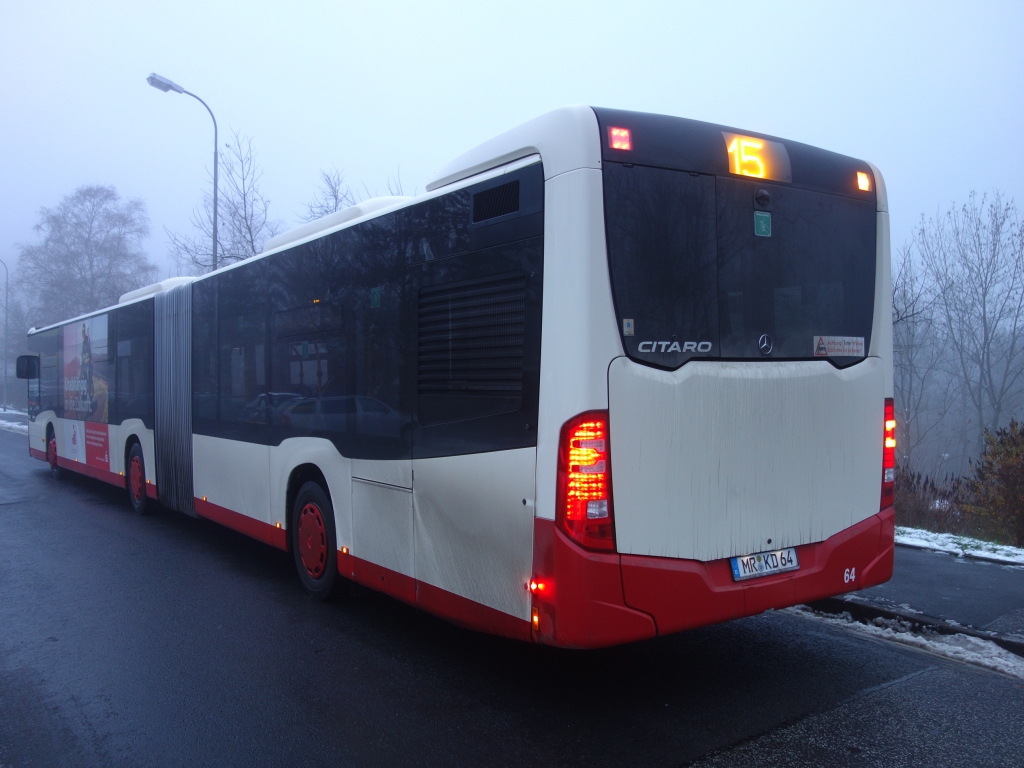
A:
[722, 132, 793, 182]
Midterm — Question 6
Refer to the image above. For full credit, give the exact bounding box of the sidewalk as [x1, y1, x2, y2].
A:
[857, 544, 1024, 635]
[809, 539, 1024, 661]
[0, 409, 28, 435]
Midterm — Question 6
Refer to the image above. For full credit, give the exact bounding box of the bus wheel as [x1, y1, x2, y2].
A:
[127, 442, 150, 515]
[291, 481, 339, 600]
[46, 428, 61, 479]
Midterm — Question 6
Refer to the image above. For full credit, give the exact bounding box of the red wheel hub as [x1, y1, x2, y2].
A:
[130, 455, 144, 502]
[47, 438, 57, 469]
[298, 503, 327, 579]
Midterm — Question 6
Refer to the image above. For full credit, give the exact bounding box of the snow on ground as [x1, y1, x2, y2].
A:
[789, 606, 1024, 680]
[896, 526, 1024, 565]
[0, 408, 28, 417]
[0, 419, 28, 435]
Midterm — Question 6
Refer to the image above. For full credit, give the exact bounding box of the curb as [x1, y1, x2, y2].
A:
[896, 540, 1024, 567]
[808, 595, 1024, 659]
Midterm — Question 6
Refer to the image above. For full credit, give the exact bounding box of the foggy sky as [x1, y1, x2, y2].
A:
[2, 0, 1022, 281]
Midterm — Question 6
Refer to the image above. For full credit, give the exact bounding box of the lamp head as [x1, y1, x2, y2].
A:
[146, 73, 184, 94]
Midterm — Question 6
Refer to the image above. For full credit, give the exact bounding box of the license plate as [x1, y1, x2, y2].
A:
[730, 547, 800, 581]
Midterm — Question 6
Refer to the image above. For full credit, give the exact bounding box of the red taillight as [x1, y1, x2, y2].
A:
[556, 411, 615, 552]
[881, 397, 895, 510]
[608, 126, 632, 151]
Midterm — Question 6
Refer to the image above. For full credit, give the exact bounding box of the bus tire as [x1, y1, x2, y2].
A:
[46, 425, 61, 479]
[126, 442, 150, 515]
[291, 481, 339, 600]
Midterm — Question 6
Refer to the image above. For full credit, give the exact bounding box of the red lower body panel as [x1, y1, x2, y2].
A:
[337, 549, 533, 641]
[32, 447, 158, 498]
[194, 496, 286, 550]
[531, 519, 657, 648]
[190, 501, 532, 641]
[530, 508, 895, 648]
[55, 456, 122, 488]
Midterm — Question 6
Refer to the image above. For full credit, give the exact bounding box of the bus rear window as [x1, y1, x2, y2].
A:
[603, 164, 876, 367]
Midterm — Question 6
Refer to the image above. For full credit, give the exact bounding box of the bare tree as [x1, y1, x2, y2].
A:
[386, 168, 405, 197]
[169, 129, 282, 273]
[302, 166, 357, 222]
[919, 192, 1024, 456]
[892, 246, 962, 475]
[359, 168, 408, 201]
[16, 185, 156, 328]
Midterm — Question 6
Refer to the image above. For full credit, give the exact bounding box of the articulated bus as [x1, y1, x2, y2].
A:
[18, 107, 895, 648]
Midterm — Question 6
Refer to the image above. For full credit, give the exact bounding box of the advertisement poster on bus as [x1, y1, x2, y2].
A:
[63, 314, 109, 424]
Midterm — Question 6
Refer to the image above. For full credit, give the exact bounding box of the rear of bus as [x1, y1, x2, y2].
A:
[531, 109, 894, 647]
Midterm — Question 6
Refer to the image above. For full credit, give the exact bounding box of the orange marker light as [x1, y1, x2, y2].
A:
[341, 546, 349, 555]
[531, 606, 540, 631]
[275, 521, 282, 529]
[608, 126, 632, 151]
[857, 171, 871, 191]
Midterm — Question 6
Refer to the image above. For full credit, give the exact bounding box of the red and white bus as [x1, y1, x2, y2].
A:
[18, 107, 895, 647]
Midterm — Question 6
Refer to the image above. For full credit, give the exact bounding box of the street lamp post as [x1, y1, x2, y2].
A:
[0, 257, 7, 411]
[146, 73, 219, 271]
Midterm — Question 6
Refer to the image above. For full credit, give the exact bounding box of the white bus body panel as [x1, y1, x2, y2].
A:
[351, 458, 414, 578]
[427, 105, 601, 191]
[193, 434, 271, 525]
[412, 448, 536, 621]
[60, 419, 87, 462]
[352, 479, 414, 578]
[609, 356, 885, 562]
[534, 167, 623, 522]
[28, 411, 53, 454]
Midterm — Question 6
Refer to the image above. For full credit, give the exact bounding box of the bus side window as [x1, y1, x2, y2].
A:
[27, 327, 61, 419]
[217, 260, 269, 437]
[114, 298, 155, 428]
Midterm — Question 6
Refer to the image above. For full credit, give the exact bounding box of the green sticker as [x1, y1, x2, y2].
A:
[370, 287, 381, 308]
[754, 211, 771, 237]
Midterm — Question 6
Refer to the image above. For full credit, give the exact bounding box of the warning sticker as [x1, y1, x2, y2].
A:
[814, 336, 865, 357]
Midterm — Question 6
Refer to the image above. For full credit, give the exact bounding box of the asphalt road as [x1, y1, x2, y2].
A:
[2, 427, 1023, 768]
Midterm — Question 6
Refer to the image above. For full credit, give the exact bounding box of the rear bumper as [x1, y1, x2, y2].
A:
[531, 507, 894, 648]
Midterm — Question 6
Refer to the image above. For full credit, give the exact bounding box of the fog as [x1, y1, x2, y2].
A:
[2, 0, 1022, 276]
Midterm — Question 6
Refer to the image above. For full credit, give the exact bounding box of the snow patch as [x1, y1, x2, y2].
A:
[790, 606, 1024, 680]
[896, 526, 1024, 565]
[0, 419, 28, 435]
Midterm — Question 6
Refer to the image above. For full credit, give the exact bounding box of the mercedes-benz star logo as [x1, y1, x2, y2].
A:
[758, 334, 773, 355]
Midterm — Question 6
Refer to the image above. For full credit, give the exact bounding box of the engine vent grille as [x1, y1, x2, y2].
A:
[418, 273, 526, 395]
[472, 180, 520, 223]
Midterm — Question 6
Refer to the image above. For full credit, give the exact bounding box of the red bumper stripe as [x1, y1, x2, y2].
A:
[56, 456, 125, 489]
[620, 508, 895, 637]
[337, 549, 532, 642]
[194, 496, 286, 551]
